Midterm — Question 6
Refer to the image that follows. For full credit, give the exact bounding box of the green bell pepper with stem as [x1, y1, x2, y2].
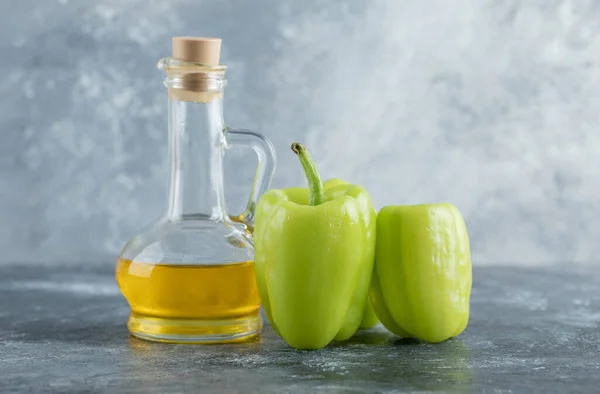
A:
[370, 203, 472, 343]
[254, 143, 376, 349]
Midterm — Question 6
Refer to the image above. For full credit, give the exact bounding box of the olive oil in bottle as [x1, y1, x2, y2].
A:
[115, 37, 275, 343]
[116, 259, 261, 343]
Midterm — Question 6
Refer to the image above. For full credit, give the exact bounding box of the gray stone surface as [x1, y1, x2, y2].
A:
[2, 0, 600, 266]
[0, 263, 599, 393]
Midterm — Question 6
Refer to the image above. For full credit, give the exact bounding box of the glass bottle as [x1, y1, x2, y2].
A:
[115, 37, 276, 344]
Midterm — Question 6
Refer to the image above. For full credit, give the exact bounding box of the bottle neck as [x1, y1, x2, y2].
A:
[165, 97, 227, 221]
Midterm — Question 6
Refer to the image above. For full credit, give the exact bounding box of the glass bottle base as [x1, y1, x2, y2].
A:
[127, 311, 263, 344]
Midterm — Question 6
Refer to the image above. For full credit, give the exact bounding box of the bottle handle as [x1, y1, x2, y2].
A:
[224, 128, 276, 238]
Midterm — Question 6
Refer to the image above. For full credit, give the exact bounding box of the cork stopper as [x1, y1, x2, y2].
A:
[172, 37, 221, 65]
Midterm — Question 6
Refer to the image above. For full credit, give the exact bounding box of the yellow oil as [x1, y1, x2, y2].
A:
[116, 258, 262, 343]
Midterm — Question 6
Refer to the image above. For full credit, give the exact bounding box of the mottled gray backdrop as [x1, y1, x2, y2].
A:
[1, 0, 598, 266]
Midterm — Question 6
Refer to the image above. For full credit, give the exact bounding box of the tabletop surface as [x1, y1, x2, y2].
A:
[0, 263, 599, 393]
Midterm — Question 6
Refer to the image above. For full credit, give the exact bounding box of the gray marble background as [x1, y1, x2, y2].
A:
[1, 0, 598, 266]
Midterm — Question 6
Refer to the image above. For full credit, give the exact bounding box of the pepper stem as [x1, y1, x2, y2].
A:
[291, 143, 325, 206]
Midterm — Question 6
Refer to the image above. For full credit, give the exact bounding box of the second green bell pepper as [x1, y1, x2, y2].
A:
[254, 144, 376, 349]
[371, 203, 472, 343]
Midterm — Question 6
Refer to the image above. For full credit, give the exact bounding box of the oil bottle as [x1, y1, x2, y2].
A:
[116, 37, 276, 344]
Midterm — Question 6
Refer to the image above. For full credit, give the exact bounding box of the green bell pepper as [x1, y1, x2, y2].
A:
[358, 296, 379, 329]
[371, 203, 472, 343]
[254, 143, 376, 349]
